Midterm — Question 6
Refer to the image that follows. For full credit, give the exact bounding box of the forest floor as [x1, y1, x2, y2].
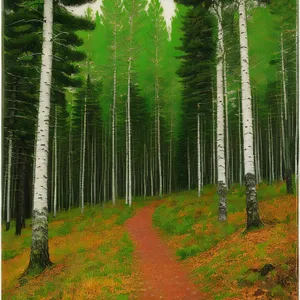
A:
[153, 182, 298, 299]
[2, 182, 298, 300]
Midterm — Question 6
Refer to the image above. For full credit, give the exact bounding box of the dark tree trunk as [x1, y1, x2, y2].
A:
[15, 148, 26, 236]
[285, 168, 293, 194]
[245, 173, 263, 230]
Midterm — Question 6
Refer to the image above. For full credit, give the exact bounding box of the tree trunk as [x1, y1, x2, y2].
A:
[26, 0, 53, 273]
[81, 93, 87, 213]
[224, 55, 230, 188]
[197, 110, 201, 198]
[238, 0, 262, 230]
[187, 137, 191, 190]
[53, 106, 58, 217]
[216, 1, 227, 221]
[15, 148, 25, 236]
[68, 101, 73, 210]
[6, 133, 13, 231]
[112, 26, 117, 205]
[212, 89, 216, 185]
[281, 33, 293, 194]
[127, 59, 132, 207]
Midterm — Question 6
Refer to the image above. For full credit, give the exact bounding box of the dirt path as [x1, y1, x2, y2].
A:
[125, 201, 205, 300]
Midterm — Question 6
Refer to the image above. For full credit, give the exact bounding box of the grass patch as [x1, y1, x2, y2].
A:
[177, 245, 201, 260]
[2, 200, 144, 300]
[3, 249, 19, 260]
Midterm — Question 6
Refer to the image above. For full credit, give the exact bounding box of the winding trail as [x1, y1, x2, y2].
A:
[125, 201, 205, 299]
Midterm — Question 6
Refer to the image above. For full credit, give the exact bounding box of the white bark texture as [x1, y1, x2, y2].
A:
[216, 1, 227, 221]
[33, 0, 53, 212]
[239, 0, 255, 176]
[29, 0, 53, 270]
[216, 2, 226, 187]
[239, 0, 262, 229]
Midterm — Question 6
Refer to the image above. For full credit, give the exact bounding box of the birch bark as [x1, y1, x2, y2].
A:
[27, 0, 53, 272]
[216, 1, 227, 221]
[238, 0, 262, 229]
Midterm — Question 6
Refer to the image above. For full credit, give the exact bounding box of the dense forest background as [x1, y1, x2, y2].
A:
[3, 0, 297, 231]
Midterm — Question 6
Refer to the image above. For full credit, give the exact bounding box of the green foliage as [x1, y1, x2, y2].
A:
[154, 184, 286, 260]
[3, 249, 19, 260]
[270, 284, 286, 297]
[176, 245, 201, 260]
[116, 208, 134, 225]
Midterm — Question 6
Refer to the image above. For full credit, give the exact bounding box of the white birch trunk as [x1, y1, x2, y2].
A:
[216, 1, 227, 221]
[238, 0, 262, 229]
[224, 55, 230, 187]
[28, 0, 53, 270]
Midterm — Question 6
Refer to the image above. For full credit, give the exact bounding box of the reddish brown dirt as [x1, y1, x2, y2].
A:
[125, 201, 205, 300]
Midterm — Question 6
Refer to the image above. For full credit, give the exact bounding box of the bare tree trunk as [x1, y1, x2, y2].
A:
[212, 89, 216, 184]
[111, 26, 117, 205]
[187, 137, 191, 190]
[68, 100, 73, 210]
[127, 59, 132, 207]
[238, 0, 262, 229]
[53, 106, 58, 217]
[216, 1, 227, 221]
[26, 0, 53, 273]
[224, 55, 230, 188]
[6, 133, 13, 231]
[281, 33, 293, 194]
[238, 91, 243, 185]
[81, 94, 87, 213]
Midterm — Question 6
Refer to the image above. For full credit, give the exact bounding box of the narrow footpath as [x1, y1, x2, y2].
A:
[125, 201, 205, 300]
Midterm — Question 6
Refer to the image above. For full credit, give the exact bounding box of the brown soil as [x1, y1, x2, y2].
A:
[126, 201, 206, 299]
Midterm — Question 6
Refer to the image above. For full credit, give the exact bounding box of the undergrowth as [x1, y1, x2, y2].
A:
[2, 199, 145, 300]
[153, 181, 297, 299]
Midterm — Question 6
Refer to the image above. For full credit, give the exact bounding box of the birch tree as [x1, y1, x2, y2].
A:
[26, 0, 54, 273]
[238, 0, 262, 230]
[214, 1, 227, 221]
